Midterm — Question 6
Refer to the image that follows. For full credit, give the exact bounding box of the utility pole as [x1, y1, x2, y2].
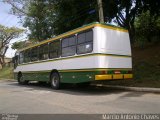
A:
[97, 0, 104, 23]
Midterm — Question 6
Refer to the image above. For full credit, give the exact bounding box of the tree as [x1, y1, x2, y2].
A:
[5, 0, 30, 16]
[135, 11, 160, 46]
[23, 0, 57, 41]
[11, 40, 36, 50]
[0, 25, 24, 68]
[11, 41, 25, 50]
[52, 0, 98, 35]
[114, 0, 160, 43]
[6, 0, 160, 43]
[113, 0, 140, 43]
[6, 0, 58, 41]
[7, 0, 98, 41]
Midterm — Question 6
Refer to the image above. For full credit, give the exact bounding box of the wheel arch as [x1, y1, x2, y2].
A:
[17, 71, 22, 77]
[50, 69, 60, 80]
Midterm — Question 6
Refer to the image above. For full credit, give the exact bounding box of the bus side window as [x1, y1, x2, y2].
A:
[39, 44, 49, 60]
[61, 36, 76, 57]
[24, 49, 30, 63]
[49, 40, 61, 59]
[13, 55, 18, 68]
[77, 30, 93, 54]
[30, 47, 38, 61]
[19, 52, 24, 64]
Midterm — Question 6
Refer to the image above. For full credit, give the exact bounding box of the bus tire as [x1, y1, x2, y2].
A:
[50, 72, 61, 90]
[18, 73, 28, 85]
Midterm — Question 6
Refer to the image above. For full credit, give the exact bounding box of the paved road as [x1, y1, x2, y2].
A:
[0, 81, 160, 114]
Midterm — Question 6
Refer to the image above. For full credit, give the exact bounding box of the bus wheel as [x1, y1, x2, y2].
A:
[18, 73, 28, 85]
[50, 72, 60, 90]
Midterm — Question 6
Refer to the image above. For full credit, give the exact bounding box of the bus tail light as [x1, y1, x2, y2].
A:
[100, 70, 107, 74]
[114, 70, 121, 74]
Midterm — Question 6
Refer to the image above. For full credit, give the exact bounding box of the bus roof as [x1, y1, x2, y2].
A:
[18, 22, 128, 52]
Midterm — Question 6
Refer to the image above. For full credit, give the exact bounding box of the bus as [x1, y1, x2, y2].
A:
[13, 22, 133, 89]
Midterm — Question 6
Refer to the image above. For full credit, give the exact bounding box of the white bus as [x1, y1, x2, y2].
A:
[13, 22, 133, 89]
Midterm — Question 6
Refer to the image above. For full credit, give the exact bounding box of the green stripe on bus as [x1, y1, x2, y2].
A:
[14, 68, 132, 73]
[14, 69, 131, 83]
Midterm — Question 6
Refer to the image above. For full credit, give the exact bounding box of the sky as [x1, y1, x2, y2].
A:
[0, 2, 27, 58]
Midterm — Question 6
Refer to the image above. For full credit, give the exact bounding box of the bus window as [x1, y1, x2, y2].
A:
[86, 30, 93, 42]
[62, 38, 68, 47]
[13, 54, 18, 68]
[62, 36, 76, 57]
[30, 47, 38, 61]
[69, 36, 76, 46]
[24, 49, 30, 63]
[77, 32, 85, 44]
[77, 30, 93, 54]
[77, 42, 93, 54]
[19, 52, 24, 64]
[39, 44, 49, 60]
[49, 40, 61, 59]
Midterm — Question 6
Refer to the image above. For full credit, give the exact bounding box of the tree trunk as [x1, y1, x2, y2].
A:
[0, 57, 3, 69]
[128, 23, 135, 44]
[0, 56, 6, 69]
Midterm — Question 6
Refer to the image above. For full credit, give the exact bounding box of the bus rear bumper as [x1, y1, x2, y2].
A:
[95, 74, 133, 80]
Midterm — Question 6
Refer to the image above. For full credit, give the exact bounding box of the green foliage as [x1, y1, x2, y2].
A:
[11, 41, 26, 50]
[0, 25, 24, 40]
[134, 11, 160, 46]
[12, 40, 37, 50]
[9, 0, 121, 41]
[22, 0, 98, 41]
[23, 0, 56, 41]
[53, 0, 97, 35]
[0, 24, 24, 67]
[0, 66, 13, 80]
[7, 0, 160, 43]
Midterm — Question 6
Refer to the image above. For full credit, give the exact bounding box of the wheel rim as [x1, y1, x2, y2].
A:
[52, 76, 58, 87]
[20, 75, 24, 82]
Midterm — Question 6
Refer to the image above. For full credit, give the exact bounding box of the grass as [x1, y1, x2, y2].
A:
[0, 66, 14, 80]
[131, 43, 160, 87]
